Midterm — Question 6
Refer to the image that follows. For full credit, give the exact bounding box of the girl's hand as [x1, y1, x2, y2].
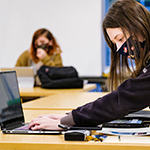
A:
[36, 48, 47, 60]
[28, 117, 62, 131]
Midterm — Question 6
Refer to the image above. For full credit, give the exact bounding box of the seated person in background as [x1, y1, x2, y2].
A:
[15, 28, 63, 86]
[15, 28, 63, 70]
[28, 0, 150, 130]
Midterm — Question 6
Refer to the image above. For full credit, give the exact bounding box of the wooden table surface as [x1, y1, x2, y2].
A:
[0, 109, 150, 150]
[1, 132, 150, 150]
[1, 133, 150, 150]
[19, 84, 97, 97]
[22, 92, 109, 110]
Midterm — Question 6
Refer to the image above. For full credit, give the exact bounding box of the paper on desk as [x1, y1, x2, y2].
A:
[97, 127, 150, 136]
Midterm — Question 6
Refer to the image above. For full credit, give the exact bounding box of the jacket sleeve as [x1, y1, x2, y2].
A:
[60, 112, 75, 126]
[72, 67, 150, 127]
[41, 53, 63, 67]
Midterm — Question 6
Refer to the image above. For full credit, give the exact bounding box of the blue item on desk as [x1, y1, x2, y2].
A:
[88, 83, 102, 92]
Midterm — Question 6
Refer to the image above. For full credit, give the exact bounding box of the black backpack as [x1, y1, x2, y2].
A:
[37, 65, 83, 89]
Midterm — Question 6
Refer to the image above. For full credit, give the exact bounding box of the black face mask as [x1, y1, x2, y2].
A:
[117, 37, 145, 59]
[34, 43, 53, 53]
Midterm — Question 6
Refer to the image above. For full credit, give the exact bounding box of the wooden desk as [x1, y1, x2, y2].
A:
[22, 92, 109, 110]
[0, 109, 150, 150]
[1, 133, 150, 150]
[20, 84, 97, 97]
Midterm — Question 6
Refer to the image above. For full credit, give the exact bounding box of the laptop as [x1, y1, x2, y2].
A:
[102, 111, 150, 128]
[0, 71, 61, 134]
[0, 67, 35, 88]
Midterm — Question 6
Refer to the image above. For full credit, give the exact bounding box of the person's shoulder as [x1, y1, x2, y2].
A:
[137, 64, 150, 78]
[17, 50, 30, 61]
[143, 63, 150, 71]
[22, 50, 29, 55]
[146, 63, 150, 68]
[19, 50, 29, 57]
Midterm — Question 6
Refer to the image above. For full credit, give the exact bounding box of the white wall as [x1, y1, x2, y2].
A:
[0, 0, 102, 77]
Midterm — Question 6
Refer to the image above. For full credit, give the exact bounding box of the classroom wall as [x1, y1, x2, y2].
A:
[0, 0, 103, 77]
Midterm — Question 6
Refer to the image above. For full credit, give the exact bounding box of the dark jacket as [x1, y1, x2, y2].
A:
[62, 64, 150, 127]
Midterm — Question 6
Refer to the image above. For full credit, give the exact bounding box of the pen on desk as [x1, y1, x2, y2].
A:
[111, 131, 135, 135]
[118, 135, 121, 141]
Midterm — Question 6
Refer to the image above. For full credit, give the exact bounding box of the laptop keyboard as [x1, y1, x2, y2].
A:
[13, 124, 29, 130]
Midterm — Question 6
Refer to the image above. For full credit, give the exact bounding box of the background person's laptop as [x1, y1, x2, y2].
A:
[0, 67, 35, 88]
[0, 71, 61, 135]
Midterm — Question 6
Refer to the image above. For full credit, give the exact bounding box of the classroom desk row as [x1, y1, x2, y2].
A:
[19, 83, 97, 97]
[21, 91, 150, 150]
[1, 109, 150, 150]
[1, 87, 150, 150]
[22, 92, 109, 110]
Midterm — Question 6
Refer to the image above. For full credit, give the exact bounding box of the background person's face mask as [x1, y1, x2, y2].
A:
[34, 43, 53, 53]
[117, 37, 145, 59]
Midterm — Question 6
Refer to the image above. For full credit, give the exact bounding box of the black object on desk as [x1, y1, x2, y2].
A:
[102, 110, 150, 128]
[58, 124, 102, 130]
[64, 130, 90, 141]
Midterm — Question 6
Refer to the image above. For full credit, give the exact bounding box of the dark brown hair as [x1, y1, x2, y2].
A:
[102, 0, 150, 91]
[30, 28, 62, 63]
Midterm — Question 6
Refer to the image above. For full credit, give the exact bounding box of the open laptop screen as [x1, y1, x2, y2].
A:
[0, 71, 24, 127]
[0, 67, 35, 88]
